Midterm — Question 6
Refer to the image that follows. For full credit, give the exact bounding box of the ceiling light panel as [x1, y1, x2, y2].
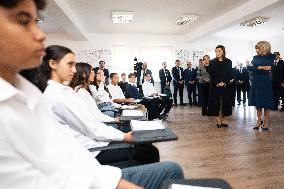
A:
[240, 16, 270, 27]
[176, 15, 199, 26]
[112, 11, 133, 24]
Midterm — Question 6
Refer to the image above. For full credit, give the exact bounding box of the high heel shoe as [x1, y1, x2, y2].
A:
[253, 120, 263, 129]
[216, 124, 222, 128]
[261, 126, 269, 131]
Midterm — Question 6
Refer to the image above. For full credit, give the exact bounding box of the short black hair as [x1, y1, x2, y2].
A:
[110, 73, 118, 79]
[0, 0, 46, 10]
[128, 73, 136, 78]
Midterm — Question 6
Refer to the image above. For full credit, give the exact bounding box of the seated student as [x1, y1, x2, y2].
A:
[142, 73, 173, 120]
[69, 62, 118, 123]
[36, 45, 160, 167]
[118, 72, 128, 94]
[108, 73, 134, 104]
[0, 1, 184, 188]
[125, 73, 143, 99]
[91, 67, 119, 116]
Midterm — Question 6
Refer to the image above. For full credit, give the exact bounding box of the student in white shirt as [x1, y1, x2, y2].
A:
[0, 1, 183, 188]
[142, 74, 173, 120]
[108, 73, 134, 104]
[69, 62, 118, 123]
[35, 46, 161, 167]
[142, 74, 159, 97]
[91, 67, 120, 116]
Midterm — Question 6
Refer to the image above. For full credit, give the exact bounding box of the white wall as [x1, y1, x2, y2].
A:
[46, 32, 254, 67]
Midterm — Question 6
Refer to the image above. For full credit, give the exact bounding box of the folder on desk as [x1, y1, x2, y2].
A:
[122, 110, 144, 117]
[130, 120, 165, 131]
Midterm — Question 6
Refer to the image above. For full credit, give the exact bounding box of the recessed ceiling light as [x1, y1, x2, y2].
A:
[176, 15, 198, 26]
[112, 11, 133, 24]
[240, 16, 270, 27]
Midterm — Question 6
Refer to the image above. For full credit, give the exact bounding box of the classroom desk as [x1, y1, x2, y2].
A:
[162, 179, 233, 189]
[89, 121, 177, 152]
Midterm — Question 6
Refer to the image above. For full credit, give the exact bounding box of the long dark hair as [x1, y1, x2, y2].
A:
[93, 67, 112, 98]
[69, 62, 92, 95]
[0, 0, 46, 9]
[36, 45, 74, 92]
[215, 45, 226, 59]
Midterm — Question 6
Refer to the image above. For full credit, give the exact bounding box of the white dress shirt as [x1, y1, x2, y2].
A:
[142, 81, 157, 96]
[74, 86, 115, 123]
[43, 80, 124, 149]
[0, 75, 121, 189]
[107, 83, 125, 99]
[89, 83, 112, 104]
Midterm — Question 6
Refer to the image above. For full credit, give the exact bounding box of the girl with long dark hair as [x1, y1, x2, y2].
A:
[69, 62, 118, 123]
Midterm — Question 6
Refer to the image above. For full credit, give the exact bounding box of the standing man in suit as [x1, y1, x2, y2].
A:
[272, 52, 284, 111]
[118, 73, 128, 94]
[236, 63, 249, 105]
[184, 62, 197, 106]
[172, 59, 185, 106]
[159, 62, 172, 94]
[99, 60, 110, 85]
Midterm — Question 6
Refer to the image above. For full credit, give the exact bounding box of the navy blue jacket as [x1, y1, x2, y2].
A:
[125, 84, 143, 99]
[183, 68, 197, 86]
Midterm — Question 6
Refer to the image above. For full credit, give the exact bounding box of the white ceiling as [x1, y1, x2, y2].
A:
[40, 0, 284, 42]
[212, 1, 284, 41]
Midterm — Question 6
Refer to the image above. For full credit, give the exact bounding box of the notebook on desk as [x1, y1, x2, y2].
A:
[130, 120, 165, 131]
[130, 120, 177, 143]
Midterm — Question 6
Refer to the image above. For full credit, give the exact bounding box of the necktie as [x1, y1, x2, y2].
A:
[178, 68, 181, 79]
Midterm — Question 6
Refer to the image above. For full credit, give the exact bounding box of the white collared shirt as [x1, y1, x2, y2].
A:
[0, 75, 121, 189]
[142, 81, 157, 96]
[107, 83, 125, 99]
[89, 83, 112, 104]
[74, 86, 115, 123]
[43, 80, 124, 147]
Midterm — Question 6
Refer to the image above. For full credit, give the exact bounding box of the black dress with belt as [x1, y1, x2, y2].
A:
[208, 58, 233, 117]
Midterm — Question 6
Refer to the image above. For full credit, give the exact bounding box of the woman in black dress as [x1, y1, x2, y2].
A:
[208, 45, 233, 128]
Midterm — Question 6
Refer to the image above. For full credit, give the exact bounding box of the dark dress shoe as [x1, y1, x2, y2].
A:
[217, 124, 222, 128]
[280, 107, 284, 112]
[181, 103, 187, 106]
[222, 124, 228, 127]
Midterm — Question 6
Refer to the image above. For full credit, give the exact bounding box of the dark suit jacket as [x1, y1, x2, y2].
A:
[159, 68, 172, 86]
[171, 66, 184, 86]
[272, 59, 284, 86]
[236, 67, 249, 85]
[137, 69, 154, 85]
[183, 68, 197, 86]
[118, 81, 128, 94]
[125, 84, 143, 99]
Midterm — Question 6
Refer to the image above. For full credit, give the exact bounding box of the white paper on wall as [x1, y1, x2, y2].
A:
[77, 49, 112, 68]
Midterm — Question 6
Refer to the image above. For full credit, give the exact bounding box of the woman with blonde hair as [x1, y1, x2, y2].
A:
[248, 41, 276, 130]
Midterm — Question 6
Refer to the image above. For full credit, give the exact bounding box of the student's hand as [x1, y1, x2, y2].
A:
[114, 117, 120, 122]
[281, 83, 284, 88]
[125, 98, 134, 103]
[123, 131, 134, 142]
[116, 179, 144, 189]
